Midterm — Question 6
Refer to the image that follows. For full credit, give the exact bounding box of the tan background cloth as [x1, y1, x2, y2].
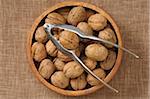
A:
[0, 0, 149, 99]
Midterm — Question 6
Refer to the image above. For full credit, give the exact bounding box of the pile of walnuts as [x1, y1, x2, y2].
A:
[31, 6, 117, 90]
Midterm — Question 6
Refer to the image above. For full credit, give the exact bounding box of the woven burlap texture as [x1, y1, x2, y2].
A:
[0, 0, 149, 99]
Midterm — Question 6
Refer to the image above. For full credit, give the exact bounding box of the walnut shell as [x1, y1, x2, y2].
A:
[100, 50, 116, 70]
[63, 61, 84, 78]
[51, 71, 69, 89]
[67, 6, 86, 26]
[56, 7, 70, 19]
[59, 30, 79, 49]
[85, 44, 108, 61]
[70, 73, 87, 90]
[87, 68, 106, 86]
[88, 14, 107, 31]
[38, 59, 55, 79]
[31, 42, 47, 62]
[45, 40, 58, 57]
[35, 26, 48, 43]
[53, 58, 65, 70]
[98, 28, 117, 48]
[45, 12, 66, 24]
[83, 57, 97, 70]
[77, 22, 93, 35]
[57, 48, 80, 62]
[57, 51, 72, 62]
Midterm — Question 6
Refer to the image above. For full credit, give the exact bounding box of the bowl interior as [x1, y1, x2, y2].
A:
[27, 1, 123, 96]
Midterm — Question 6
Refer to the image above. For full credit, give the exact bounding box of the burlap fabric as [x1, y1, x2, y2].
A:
[0, 0, 149, 99]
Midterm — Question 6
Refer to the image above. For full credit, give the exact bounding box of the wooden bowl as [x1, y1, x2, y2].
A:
[26, 1, 123, 96]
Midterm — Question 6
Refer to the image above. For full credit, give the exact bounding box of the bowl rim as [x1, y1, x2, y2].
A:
[26, 1, 123, 96]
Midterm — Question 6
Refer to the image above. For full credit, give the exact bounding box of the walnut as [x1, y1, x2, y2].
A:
[45, 12, 66, 24]
[83, 57, 97, 70]
[88, 14, 107, 31]
[77, 22, 93, 35]
[63, 61, 84, 78]
[57, 51, 72, 62]
[70, 73, 87, 90]
[35, 26, 48, 43]
[31, 42, 47, 62]
[57, 48, 80, 62]
[98, 28, 117, 48]
[45, 40, 58, 57]
[51, 71, 69, 89]
[87, 68, 106, 86]
[59, 30, 79, 49]
[38, 59, 55, 79]
[100, 50, 116, 70]
[85, 44, 108, 61]
[56, 7, 70, 19]
[53, 58, 65, 70]
[67, 6, 86, 26]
